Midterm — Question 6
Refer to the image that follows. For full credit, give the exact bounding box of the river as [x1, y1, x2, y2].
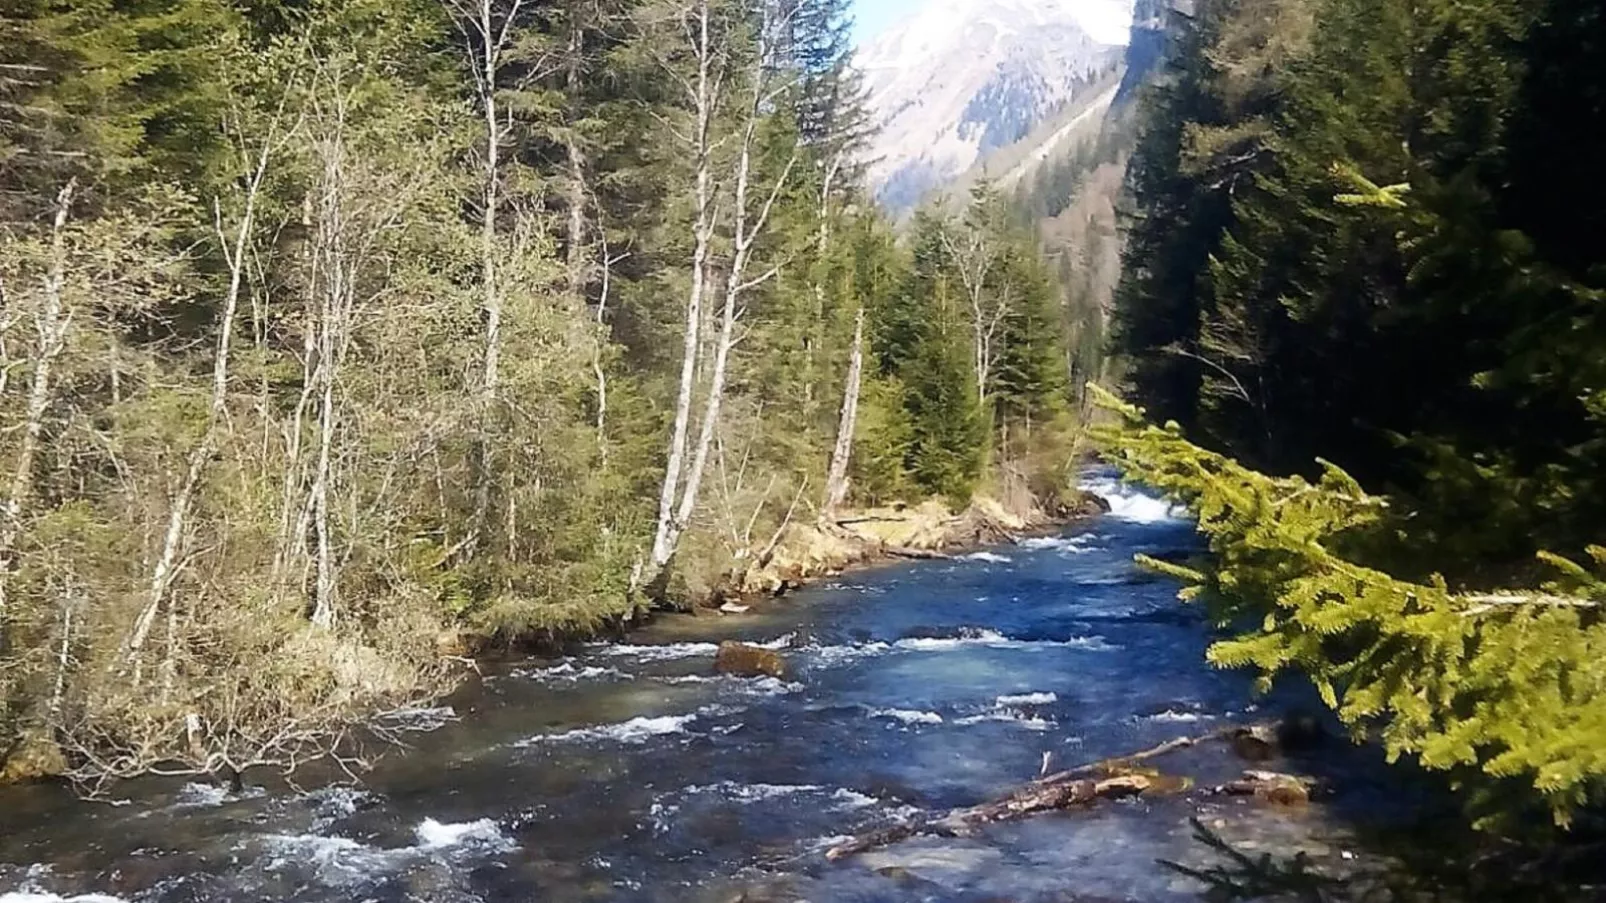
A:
[0, 477, 1424, 902]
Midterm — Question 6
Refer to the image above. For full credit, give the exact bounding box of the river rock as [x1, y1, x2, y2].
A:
[1229, 725, 1280, 761]
[1218, 770, 1318, 806]
[713, 641, 788, 679]
[1065, 488, 1114, 518]
[1231, 715, 1328, 761]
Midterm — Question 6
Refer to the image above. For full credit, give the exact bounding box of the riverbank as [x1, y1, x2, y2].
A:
[672, 488, 1111, 606]
[0, 480, 1453, 903]
[2, 487, 1110, 789]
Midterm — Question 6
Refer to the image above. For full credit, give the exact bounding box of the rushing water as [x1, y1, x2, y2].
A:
[0, 477, 1420, 903]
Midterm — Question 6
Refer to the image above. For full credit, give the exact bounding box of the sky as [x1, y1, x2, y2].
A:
[851, 0, 925, 45]
[850, 0, 1135, 48]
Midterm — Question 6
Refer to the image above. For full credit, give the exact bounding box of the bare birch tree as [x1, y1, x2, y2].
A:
[441, 0, 529, 558]
[940, 210, 1011, 406]
[289, 61, 432, 628]
[822, 305, 864, 513]
[126, 101, 298, 677]
[0, 179, 75, 661]
[647, 0, 724, 578]
[647, 0, 797, 585]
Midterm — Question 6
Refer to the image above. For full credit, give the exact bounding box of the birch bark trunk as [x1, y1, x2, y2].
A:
[649, 0, 718, 576]
[129, 131, 276, 667]
[0, 179, 75, 652]
[823, 307, 865, 513]
[653, 0, 797, 581]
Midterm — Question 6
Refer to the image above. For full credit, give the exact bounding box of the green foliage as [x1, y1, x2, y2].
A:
[1091, 385, 1606, 825]
[1110, 0, 1606, 576]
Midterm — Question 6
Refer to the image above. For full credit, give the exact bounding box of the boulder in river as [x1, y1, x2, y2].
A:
[713, 641, 788, 679]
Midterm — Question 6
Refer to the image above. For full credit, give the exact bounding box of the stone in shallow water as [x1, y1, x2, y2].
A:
[858, 840, 1004, 889]
[713, 642, 788, 680]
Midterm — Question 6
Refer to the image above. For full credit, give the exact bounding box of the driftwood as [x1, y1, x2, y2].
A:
[1030, 728, 1237, 788]
[825, 774, 1154, 861]
[882, 545, 954, 561]
[832, 514, 917, 526]
[826, 728, 1243, 862]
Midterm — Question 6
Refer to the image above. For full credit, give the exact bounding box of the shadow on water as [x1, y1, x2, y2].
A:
[0, 474, 1601, 902]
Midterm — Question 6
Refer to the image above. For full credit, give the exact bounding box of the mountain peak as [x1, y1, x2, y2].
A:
[857, 0, 1132, 212]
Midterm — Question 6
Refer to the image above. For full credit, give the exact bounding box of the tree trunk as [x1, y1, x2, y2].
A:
[564, 11, 590, 301]
[309, 112, 349, 631]
[0, 179, 75, 652]
[467, 0, 505, 560]
[129, 139, 273, 668]
[649, 0, 716, 578]
[823, 306, 865, 513]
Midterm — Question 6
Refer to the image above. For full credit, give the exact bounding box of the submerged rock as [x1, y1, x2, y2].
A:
[713, 641, 788, 679]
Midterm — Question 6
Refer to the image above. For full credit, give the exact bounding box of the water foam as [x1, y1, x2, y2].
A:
[592, 633, 792, 662]
[680, 782, 823, 803]
[868, 707, 945, 725]
[808, 640, 891, 666]
[1147, 709, 1210, 723]
[656, 674, 803, 696]
[259, 832, 406, 886]
[374, 705, 458, 733]
[515, 661, 634, 682]
[0, 886, 128, 893]
[414, 817, 516, 852]
[961, 551, 1012, 564]
[996, 692, 1057, 706]
[1018, 534, 1099, 554]
[954, 711, 1055, 731]
[168, 781, 267, 810]
[517, 705, 733, 747]
[892, 628, 1009, 651]
[1080, 476, 1184, 524]
[893, 631, 1116, 653]
[593, 642, 720, 661]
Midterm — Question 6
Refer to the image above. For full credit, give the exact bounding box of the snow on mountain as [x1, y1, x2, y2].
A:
[857, 0, 1133, 212]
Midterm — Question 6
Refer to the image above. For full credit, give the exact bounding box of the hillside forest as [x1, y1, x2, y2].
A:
[1106, 0, 1606, 829]
[0, 0, 1086, 785]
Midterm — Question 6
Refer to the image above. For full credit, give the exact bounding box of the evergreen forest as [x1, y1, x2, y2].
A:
[1107, 0, 1606, 833]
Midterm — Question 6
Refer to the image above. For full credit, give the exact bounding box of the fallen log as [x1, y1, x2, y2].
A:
[825, 728, 1246, 862]
[882, 545, 954, 561]
[825, 774, 1153, 861]
[832, 515, 917, 526]
[1030, 727, 1239, 787]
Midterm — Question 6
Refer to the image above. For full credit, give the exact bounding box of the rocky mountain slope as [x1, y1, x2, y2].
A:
[857, 0, 1132, 212]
